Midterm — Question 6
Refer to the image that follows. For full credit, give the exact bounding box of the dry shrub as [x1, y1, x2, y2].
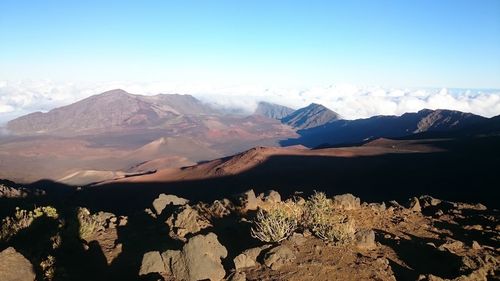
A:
[304, 191, 356, 245]
[250, 202, 299, 243]
[0, 206, 59, 242]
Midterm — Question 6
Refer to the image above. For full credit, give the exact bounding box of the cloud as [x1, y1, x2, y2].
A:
[0, 80, 499, 125]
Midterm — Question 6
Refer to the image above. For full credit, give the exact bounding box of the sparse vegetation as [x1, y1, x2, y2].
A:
[0, 206, 59, 242]
[251, 203, 298, 243]
[77, 207, 101, 241]
[40, 255, 56, 281]
[251, 191, 356, 245]
[304, 192, 356, 245]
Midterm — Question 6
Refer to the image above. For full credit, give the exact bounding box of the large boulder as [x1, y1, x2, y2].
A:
[153, 194, 189, 215]
[263, 245, 296, 270]
[139, 251, 166, 276]
[165, 205, 211, 240]
[237, 189, 262, 212]
[333, 194, 361, 210]
[233, 245, 272, 270]
[162, 233, 228, 281]
[0, 247, 36, 281]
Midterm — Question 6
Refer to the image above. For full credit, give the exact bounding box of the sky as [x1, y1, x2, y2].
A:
[0, 0, 500, 122]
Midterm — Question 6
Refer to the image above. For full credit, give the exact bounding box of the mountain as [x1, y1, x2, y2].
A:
[6, 89, 218, 136]
[282, 108, 487, 147]
[254, 101, 295, 120]
[281, 103, 341, 130]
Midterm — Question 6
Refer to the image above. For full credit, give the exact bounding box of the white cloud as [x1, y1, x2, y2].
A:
[0, 80, 499, 124]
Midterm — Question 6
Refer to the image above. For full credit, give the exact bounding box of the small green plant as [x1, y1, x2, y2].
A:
[0, 206, 59, 242]
[250, 203, 298, 243]
[77, 207, 100, 241]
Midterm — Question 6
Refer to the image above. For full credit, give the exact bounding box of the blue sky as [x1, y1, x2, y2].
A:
[0, 0, 499, 88]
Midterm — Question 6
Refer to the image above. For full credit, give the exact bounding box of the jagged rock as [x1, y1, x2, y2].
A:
[237, 189, 262, 211]
[472, 241, 481, 250]
[165, 205, 211, 240]
[196, 199, 233, 219]
[162, 233, 228, 281]
[355, 229, 376, 249]
[264, 245, 296, 270]
[0, 247, 36, 281]
[263, 190, 281, 203]
[139, 251, 166, 276]
[153, 194, 189, 215]
[368, 202, 386, 212]
[229, 271, 246, 281]
[438, 240, 465, 253]
[407, 197, 422, 212]
[233, 245, 272, 270]
[332, 194, 361, 210]
[419, 195, 442, 208]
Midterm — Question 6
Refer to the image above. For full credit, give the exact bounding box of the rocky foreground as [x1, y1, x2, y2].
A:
[0, 185, 499, 281]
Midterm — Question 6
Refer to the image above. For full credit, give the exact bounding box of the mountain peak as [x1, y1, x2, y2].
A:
[281, 103, 340, 130]
[254, 101, 295, 120]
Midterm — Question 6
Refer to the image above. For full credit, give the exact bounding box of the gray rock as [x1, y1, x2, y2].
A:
[332, 193, 361, 210]
[153, 194, 189, 215]
[355, 229, 376, 249]
[264, 245, 296, 270]
[162, 233, 228, 281]
[288, 233, 307, 246]
[139, 251, 166, 276]
[165, 205, 211, 240]
[0, 247, 36, 281]
[233, 245, 272, 270]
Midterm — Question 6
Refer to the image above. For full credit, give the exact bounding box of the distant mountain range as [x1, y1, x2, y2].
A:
[6, 88, 500, 147]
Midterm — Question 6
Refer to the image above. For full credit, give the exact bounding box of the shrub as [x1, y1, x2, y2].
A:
[77, 207, 100, 241]
[250, 203, 298, 243]
[0, 206, 59, 242]
[310, 214, 356, 245]
[304, 191, 356, 245]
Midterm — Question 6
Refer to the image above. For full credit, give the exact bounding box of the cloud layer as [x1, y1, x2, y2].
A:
[1, 80, 499, 124]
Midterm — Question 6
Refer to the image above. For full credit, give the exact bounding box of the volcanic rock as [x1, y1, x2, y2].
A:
[0, 247, 36, 281]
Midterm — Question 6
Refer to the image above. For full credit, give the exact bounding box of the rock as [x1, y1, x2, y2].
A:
[407, 197, 422, 212]
[0, 247, 36, 281]
[288, 233, 307, 246]
[264, 245, 296, 270]
[237, 189, 262, 211]
[153, 194, 189, 215]
[139, 251, 166, 276]
[434, 210, 444, 217]
[472, 241, 481, 250]
[229, 271, 246, 281]
[388, 200, 403, 208]
[332, 194, 360, 210]
[419, 195, 442, 207]
[165, 205, 211, 240]
[263, 190, 281, 203]
[233, 245, 272, 270]
[355, 229, 376, 249]
[438, 240, 465, 253]
[196, 199, 233, 219]
[162, 233, 228, 281]
[368, 202, 386, 212]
